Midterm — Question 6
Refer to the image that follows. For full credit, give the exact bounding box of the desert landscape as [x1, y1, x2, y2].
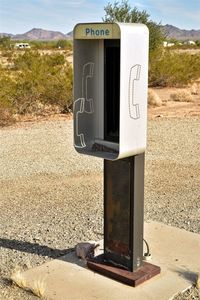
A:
[0, 24, 200, 300]
[0, 80, 199, 299]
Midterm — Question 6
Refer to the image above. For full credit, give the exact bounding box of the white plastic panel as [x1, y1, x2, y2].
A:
[73, 39, 119, 159]
[73, 23, 149, 160]
[118, 23, 149, 158]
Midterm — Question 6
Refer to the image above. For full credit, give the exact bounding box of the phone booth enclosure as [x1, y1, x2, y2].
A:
[73, 23, 149, 160]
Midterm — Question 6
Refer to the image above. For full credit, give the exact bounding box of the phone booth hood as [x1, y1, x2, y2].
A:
[73, 22, 149, 160]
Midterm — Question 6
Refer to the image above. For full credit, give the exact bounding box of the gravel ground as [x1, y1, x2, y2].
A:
[0, 117, 199, 300]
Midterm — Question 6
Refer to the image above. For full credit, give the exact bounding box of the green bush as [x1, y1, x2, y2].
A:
[149, 49, 200, 87]
[0, 50, 73, 121]
[0, 71, 16, 104]
[56, 40, 72, 50]
[0, 73, 16, 125]
[27, 40, 72, 50]
[0, 37, 12, 50]
[0, 100, 14, 126]
[12, 51, 73, 114]
[103, 0, 164, 52]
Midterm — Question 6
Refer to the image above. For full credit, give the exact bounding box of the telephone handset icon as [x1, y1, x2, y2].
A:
[128, 64, 141, 119]
[74, 98, 86, 148]
[82, 62, 94, 113]
[74, 62, 94, 148]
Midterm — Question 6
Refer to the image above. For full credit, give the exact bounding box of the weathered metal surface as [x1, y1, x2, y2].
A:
[87, 254, 161, 287]
[131, 153, 145, 270]
[104, 154, 145, 271]
[104, 157, 131, 269]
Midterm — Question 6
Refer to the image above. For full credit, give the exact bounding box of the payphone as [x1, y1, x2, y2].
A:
[73, 22, 160, 286]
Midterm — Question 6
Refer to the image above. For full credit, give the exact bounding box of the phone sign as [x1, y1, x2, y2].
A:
[85, 27, 110, 37]
[74, 23, 120, 39]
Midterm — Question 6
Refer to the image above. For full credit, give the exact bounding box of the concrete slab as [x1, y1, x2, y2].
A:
[22, 221, 200, 300]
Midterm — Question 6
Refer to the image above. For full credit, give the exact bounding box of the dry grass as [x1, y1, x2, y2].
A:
[10, 266, 27, 289]
[31, 278, 46, 298]
[196, 273, 200, 289]
[10, 265, 46, 298]
[148, 89, 162, 107]
[170, 90, 193, 102]
[190, 83, 199, 95]
[0, 108, 14, 126]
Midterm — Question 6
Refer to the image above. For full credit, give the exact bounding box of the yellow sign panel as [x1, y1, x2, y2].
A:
[74, 23, 120, 39]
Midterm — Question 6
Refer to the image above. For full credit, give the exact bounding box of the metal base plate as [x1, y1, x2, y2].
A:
[87, 254, 161, 287]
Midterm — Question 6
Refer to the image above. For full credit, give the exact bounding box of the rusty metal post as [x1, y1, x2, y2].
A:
[87, 153, 161, 286]
[104, 153, 144, 271]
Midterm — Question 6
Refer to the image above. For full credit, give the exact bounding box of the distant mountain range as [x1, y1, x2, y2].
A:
[0, 28, 72, 40]
[1, 25, 200, 41]
[161, 25, 200, 41]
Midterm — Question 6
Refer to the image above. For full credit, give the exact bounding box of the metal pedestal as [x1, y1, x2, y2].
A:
[87, 154, 160, 286]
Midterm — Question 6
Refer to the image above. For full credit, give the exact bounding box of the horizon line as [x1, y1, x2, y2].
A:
[1, 24, 200, 36]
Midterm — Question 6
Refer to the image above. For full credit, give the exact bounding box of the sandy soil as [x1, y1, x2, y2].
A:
[0, 94, 199, 300]
[0, 49, 199, 300]
[148, 87, 200, 119]
[12, 86, 200, 124]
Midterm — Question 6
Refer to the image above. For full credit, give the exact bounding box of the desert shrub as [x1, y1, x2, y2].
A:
[29, 40, 72, 50]
[56, 39, 72, 50]
[1, 49, 13, 58]
[149, 49, 200, 87]
[42, 68, 73, 110]
[170, 90, 193, 102]
[0, 36, 12, 50]
[0, 72, 16, 103]
[12, 51, 73, 114]
[190, 83, 199, 95]
[0, 100, 14, 126]
[148, 89, 162, 106]
[0, 73, 16, 125]
[0, 51, 73, 122]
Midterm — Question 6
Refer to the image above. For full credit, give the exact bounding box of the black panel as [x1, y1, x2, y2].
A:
[104, 158, 132, 270]
[104, 154, 145, 271]
[104, 40, 120, 143]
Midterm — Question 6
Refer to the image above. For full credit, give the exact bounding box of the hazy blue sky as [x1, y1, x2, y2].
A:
[0, 0, 199, 34]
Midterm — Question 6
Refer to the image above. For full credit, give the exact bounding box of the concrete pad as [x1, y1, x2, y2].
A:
[22, 221, 200, 300]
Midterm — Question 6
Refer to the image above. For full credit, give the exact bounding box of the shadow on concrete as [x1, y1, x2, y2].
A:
[0, 238, 104, 269]
[0, 238, 74, 258]
[170, 266, 198, 284]
[58, 251, 87, 267]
